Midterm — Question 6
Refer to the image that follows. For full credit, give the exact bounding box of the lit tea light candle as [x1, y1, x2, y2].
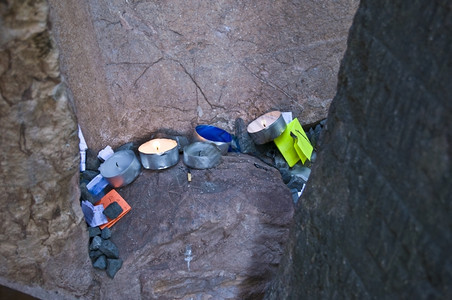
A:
[138, 138, 179, 170]
[183, 142, 221, 169]
[193, 125, 232, 155]
[98, 150, 142, 188]
[247, 111, 287, 144]
[153, 140, 161, 152]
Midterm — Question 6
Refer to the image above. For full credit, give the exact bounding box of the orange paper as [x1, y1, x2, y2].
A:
[95, 190, 131, 229]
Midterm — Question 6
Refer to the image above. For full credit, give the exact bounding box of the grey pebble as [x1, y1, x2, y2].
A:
[106, 258, 123, 278]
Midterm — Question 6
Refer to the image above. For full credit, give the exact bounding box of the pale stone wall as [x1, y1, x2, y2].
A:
[49, 0, 359, 151]
[0, 0, 89, 297]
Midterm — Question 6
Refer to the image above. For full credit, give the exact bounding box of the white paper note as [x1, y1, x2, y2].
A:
[281, 112, 293, 125]
[81, 201, 108, 227]
[98, 145, 114, 161]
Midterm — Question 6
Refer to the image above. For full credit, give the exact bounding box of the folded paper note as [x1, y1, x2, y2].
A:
[87, 174, 110, 196]
[95, 189, 131, 229]
[98, 145, 114, 161]
[81, 201, 108, 227]
[281, 111, 293, 124]
[274, 118, 313, 166]
[292, 124, 313, 164]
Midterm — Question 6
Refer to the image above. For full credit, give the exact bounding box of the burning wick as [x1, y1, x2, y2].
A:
[153, 141, 160, 152]
[262, 119, 267, 128]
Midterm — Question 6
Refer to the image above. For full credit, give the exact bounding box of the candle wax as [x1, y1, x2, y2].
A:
[247, 111, 281, 133]
[99, 150, 141, 188]
[139, 138, 178, 154]
[101, 151, 135, 177]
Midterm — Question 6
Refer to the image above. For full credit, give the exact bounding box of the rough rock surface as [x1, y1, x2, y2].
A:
[3, 139, 294, 299]
[266, 0, 452, 299]
[0, 0, 82, 290]
[49, 0, 358, 151]
[101, 155, 294, 299]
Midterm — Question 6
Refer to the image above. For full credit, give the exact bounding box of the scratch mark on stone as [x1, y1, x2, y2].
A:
[118, 11, 133, 30]
[19, 123, 32, 155]
[217, 86, 224, 104]
[96, 18, 121, 27]
[107, 61, 156, 66]
[270, 36, 348, 57]
[169, 29, 183, 36]
[113, 82, 123, 91]
[305, 63, 321, 72]
[240, 61, 297, 103]
[161, 105, 192, 113]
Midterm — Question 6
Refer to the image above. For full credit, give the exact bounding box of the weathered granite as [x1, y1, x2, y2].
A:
[266, 0, 452, 298]
[49, 0, 359, 151]
[0, 0, 82, 291]
[3, 144, 294, 299]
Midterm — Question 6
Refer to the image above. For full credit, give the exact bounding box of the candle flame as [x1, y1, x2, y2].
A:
[262, 119, 267, 128]
[153, 141, 160, 152]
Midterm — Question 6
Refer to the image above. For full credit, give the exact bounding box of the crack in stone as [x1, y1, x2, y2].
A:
[177, 60, 210, 107]
[132, 57, 164, 87]
[0, 85, 13, 107]
[160, 105, 193, 113]
[175, 60, 226, 110]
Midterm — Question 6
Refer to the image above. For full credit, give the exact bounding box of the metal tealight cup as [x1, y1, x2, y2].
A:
[183, 142, 222, 169]
[247, 111, 287, 144]
[138, 138, 180, 170]
[99, 150, 142, 188]
[193, 125, 232, 155]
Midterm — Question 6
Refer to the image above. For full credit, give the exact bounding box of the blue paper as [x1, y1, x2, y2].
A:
[196, 125, 233, 152]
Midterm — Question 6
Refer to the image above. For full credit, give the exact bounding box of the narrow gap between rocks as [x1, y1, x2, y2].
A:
[78, 114, 325, 298]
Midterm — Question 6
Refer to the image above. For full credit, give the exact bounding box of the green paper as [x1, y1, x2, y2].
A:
[274, 122, 300, 167]
[274, 118, 313, 166]
[291, 119, 313, 164]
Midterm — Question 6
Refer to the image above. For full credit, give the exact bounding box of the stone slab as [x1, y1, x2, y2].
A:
[101, 154, 294, 299]
[49, 0, 358, 151]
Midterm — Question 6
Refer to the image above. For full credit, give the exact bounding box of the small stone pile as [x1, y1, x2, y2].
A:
[79, 135, 186, 278]
[87, 226, 123, 278]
